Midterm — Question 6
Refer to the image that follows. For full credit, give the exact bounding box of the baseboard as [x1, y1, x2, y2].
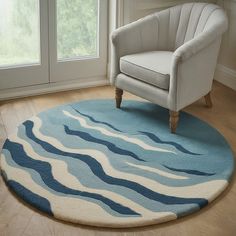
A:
[1, 64, 235, 101]
[214, 64, 236, 91]
[0, 77, 110, 101]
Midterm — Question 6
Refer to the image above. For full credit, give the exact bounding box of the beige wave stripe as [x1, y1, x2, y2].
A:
[1, 153, 177, 227]
[125, 162, 188, 180]
[8, 134, 165, 217]
[31, 116, 228, 201]
[63, 110, 175, 154]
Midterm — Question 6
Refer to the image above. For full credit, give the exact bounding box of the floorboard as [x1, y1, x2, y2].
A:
[0, 82, 235, 236]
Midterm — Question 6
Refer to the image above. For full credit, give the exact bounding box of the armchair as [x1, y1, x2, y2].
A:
[110, 3, 228, 133]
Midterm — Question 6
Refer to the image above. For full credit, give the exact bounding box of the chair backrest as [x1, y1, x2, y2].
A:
[155, 3, 227, 51]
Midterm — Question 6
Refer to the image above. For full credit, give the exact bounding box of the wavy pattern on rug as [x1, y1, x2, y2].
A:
[0, 100, 234, 227]
[73, 108, 200, 156]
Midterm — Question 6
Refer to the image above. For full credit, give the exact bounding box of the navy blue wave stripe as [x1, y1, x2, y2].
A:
[3, 140, 140, 216]
[9, 180, 54, 216]
[24, 120, 208, 209]
[64, 125, 145, 162]
[1, 170, 53, 216]
[73, 108, 122, 132]
[139, 131, 201, 156]
[164, 165, 215, 176]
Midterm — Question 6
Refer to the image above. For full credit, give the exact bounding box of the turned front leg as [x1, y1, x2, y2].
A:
[115, 88, 123, 108]
[169, 111, 179, 134]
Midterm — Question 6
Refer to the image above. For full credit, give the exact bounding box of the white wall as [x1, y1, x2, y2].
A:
[118, 0, 236, 90]
[121, 0, 217, 24]
[215, 0, 236, 90]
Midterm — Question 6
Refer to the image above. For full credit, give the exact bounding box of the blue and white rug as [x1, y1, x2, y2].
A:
[0, 100, 234, 227]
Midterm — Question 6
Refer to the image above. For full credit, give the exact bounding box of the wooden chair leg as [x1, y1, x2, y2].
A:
[115, 88, 123, 108]
[169, 111, 179, 134]
[204, 92, 213, 108]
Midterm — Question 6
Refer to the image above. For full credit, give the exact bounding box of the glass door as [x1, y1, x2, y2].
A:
[0, 0, 108, 91]
[49, 0, 108, 83]
[0, 0, 49, 90]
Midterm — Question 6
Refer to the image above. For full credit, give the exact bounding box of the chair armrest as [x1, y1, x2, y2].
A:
[168, 10, 228, 111]
[169, 37, 223, 111]
[110, 14, 159, 84]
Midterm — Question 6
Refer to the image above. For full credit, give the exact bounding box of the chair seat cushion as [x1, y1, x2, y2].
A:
[120, 51, 173, 90]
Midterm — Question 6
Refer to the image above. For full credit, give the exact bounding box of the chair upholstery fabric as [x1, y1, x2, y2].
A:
[110, 2, 228, 111]
[120, 51, 173, 90]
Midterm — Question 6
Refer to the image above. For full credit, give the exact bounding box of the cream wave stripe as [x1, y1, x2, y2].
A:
[30, 116, 228, 201]
[63, 110, 176, 154]
[125, 162, 188, 180]
[73, 108, 200, 156]
[1, 153, 177, 226]
[8, 134, 166, 217]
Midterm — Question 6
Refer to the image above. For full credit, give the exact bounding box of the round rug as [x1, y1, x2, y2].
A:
[0, 100, 234, 228]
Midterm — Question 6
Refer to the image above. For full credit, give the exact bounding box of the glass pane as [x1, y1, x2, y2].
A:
[0, 0, 40, 67]
[57, 0, 98, 60]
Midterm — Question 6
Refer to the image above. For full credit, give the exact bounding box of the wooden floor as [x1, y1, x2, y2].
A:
[0, 82, 236, 236]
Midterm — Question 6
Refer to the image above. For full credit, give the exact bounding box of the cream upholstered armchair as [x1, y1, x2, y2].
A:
[110, 3, 228, 133]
